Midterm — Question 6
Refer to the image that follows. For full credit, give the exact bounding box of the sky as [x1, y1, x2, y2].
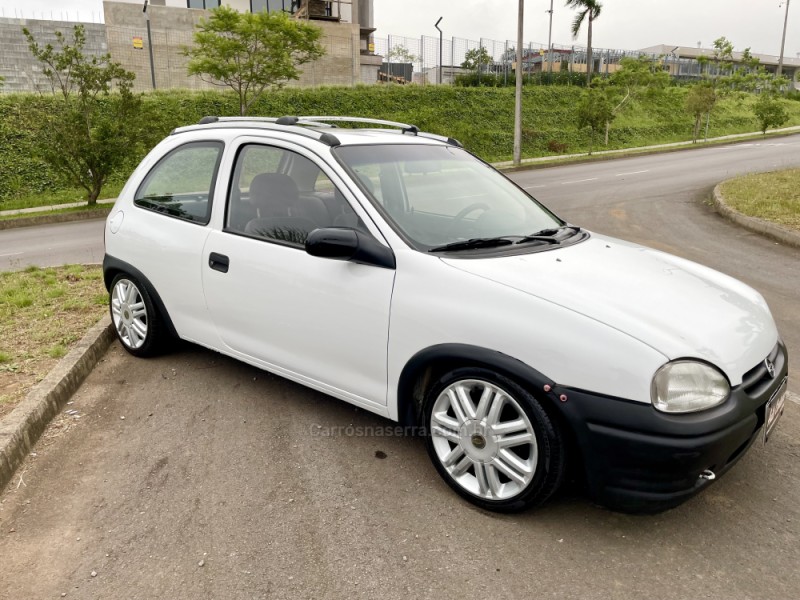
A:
[0, 0, 797, 58]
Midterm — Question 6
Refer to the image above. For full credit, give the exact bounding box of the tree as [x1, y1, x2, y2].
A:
[386, 44, 418, 64]
[461, 47, 493, 71]
[753, 93, 789, 135]
[185, 6, 324, 116]
[693, 36, 789, 140]
[576, 88, 613, 154]
[697, 36, 735, 85]
[566, 0, 602, 85]
[599, 55, 670, 144]
[685, 83, 716, 143]
[23, 25, 140, 204]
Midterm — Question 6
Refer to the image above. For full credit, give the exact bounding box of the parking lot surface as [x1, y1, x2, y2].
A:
[1, 343, 798, 599]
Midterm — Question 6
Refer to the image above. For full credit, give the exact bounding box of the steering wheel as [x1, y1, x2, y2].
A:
[447, 202, 491, 234]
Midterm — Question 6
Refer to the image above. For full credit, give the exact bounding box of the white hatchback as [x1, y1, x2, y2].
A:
[104, 116, 788, 513]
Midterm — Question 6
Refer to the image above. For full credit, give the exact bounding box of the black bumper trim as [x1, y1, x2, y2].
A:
[551, 341, 788, 513]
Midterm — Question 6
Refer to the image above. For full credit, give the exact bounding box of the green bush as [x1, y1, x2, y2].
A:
[3, 84, 800, 206]
[454, 70, 588, 88]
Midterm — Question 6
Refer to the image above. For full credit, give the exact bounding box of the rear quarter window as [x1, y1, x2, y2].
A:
[134, 141, 224, 225]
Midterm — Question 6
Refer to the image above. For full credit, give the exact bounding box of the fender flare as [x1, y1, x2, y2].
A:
[103, 253, 179, 340]
[396, 343, 555, 426]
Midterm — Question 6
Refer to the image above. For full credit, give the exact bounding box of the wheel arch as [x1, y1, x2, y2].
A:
[398, 344, 559, 426]
[103, 254, 179, 340]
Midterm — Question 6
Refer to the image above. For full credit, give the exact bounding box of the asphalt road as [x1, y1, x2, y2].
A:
[0, 219, 105, 271]
[1, 344, 798, 600]
[1, 138, 799, 599]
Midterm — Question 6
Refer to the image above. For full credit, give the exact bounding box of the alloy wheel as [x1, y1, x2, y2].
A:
[429, 379, 538, 500]
[111, 278, 149, 350]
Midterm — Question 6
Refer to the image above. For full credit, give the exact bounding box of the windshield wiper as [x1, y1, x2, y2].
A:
[516, 225, 582, 245]
[429, 237, 515, 253]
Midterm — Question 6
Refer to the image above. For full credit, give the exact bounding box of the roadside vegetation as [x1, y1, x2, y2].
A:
[22, 24, 141, 206]
[3, 85, 800, 212]
[1, 16, 797, 214]
[0, 265, 107, 419]
[720, 168, 800, 231]
[185, 6, 324, 116]
[0, 184, 122, 214]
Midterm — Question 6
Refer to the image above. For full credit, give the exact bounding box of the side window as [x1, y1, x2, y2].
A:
[134, 141, 223, 225]
[226, 144, 366, 246]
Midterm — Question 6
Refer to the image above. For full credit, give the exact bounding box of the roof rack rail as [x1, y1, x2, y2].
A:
[175, 117, 341, 147]
[198, 116, 281, 125]
[294, 116, 420, 134]
[293, 116, 462, 146]
[183, 115, 460, 148]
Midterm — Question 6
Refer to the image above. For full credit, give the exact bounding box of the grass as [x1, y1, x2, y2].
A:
[720, 168, 800, 231]
[0, 182, 124, 213]
[3, 86, 800, 213]
[0, 265, 107, 418]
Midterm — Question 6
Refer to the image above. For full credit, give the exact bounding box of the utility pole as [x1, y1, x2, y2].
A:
[546, 0, 554, 74]
[777, 0, 791, 78]
[143, 0, 156, 89]
[435, 17, 443, 84]
[513, 0, 524, 166]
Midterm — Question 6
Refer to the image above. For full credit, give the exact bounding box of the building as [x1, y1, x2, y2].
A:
[640, 44, 800, 89]
[105, 0, 381, 91]
[0, 0, 381, 93]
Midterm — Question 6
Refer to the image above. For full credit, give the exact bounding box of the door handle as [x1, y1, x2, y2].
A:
[209, 252, 230, 273]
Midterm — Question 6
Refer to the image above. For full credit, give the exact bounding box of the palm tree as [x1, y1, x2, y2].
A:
[565, 0, 602, 85]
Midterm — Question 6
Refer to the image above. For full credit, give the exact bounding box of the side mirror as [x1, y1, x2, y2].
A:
[305, 228, 396, 269]
[305, 227, 358, 260]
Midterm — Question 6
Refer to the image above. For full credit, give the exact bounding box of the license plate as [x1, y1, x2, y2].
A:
[764, 377, 787, 443]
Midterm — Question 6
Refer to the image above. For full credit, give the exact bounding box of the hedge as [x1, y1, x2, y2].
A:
[2, 85, 799, 204]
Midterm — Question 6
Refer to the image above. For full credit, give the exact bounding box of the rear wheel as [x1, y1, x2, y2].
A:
[424, 367, 566, 512]
[109, 274, 165, 357]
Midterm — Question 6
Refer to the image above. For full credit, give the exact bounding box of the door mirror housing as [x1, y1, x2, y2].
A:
[305, 228, 396, 269]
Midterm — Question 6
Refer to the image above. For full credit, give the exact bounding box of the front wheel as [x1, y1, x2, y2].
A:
[109, 274, 165, 357]
[424, 367, 566, 512]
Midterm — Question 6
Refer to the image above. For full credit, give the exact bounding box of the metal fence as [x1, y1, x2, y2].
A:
[373, 33, 729, 85]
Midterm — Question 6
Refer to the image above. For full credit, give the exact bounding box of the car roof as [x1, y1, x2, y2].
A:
[170, 116, 463, 150]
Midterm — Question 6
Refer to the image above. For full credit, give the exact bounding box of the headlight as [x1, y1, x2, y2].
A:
[652, 361, 730, 413]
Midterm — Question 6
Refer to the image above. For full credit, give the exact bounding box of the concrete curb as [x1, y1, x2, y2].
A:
[494, 125, 800, 172]
[712, 184, 800, 250]
[0, 208, 111, 231]
[0, 315, 115, 491]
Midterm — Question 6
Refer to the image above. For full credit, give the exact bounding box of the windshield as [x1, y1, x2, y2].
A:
[334, 144, 563, 251]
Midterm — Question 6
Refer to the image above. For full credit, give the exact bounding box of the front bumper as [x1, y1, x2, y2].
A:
[553, 340, 788, 513]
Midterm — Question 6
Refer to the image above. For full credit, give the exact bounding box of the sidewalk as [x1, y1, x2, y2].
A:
[0, 197, 116, 218]
[3, 123, 800, 218]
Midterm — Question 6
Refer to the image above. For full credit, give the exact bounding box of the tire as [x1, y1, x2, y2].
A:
[109, 273, 166, 358]
[423, 367, 566, 512]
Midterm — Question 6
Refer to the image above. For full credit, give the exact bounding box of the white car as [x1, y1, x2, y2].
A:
[104, 116, 788, 513]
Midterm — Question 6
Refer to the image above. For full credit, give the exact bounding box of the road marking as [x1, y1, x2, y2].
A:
[523, 184, 546, 190]
[561, 178, 598, 185]
[0, 252, 23, 258]
[614, 170, 649, 177]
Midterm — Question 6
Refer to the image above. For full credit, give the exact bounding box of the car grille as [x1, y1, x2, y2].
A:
[741, 342, 785, 398]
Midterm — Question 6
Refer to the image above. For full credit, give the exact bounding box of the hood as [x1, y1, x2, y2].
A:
[442, 234, 778, 385]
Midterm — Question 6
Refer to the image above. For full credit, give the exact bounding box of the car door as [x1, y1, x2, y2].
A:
[122, 139, 225, 346]
[201, 139, 396, 412]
